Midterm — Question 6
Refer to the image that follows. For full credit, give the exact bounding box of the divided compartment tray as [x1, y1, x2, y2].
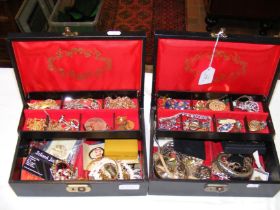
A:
[155, 92, 275, 141]
[19, 91, 142, 139]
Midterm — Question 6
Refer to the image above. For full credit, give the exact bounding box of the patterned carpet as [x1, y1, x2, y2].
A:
[98, 0, 186, 64]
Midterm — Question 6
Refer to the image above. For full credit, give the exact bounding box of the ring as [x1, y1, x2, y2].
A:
[84, 118, 109, 131]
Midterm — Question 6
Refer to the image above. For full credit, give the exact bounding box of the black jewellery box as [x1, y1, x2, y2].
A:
[7, 30, 148, 196]
[149, 31, 280, 197]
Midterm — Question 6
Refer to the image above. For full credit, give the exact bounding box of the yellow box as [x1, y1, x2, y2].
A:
[104, 139, 138, 160]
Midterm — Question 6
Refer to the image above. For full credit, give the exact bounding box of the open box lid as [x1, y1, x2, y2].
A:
[152, 31, 280, 106]
[7, 31, 146, 107]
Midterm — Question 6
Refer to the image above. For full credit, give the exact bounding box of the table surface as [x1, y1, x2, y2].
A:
[1, 68, 280, 210]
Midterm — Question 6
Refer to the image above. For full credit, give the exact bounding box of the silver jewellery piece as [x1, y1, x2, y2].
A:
[233, 95, 259, 112]
[58, 115, 80, 131]
[158, 113, 212, 131]
[216, 153, 253, 179]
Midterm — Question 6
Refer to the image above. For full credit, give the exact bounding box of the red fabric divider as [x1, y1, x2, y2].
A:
[73, 143, 85, 180]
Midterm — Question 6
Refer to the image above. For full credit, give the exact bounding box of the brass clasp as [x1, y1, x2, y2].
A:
[204, 183, 229, 193]
[66, 184, 91, 193]
[62, 27, 79, 36]
[211, 28, 227, 38]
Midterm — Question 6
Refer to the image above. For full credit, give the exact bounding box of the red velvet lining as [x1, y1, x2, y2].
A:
[12, 40, 143, 95]
[156, 39, 280, 96]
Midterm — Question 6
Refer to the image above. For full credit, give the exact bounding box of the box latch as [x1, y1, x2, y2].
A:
[66, 184, 91, 193]
[204, 184, 228, 193]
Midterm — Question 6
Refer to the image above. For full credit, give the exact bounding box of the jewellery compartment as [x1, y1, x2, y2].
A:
[150, 31, 280, 196]
[10, 137, 148, 196]
[149, 134, 280, 196]
[152, 31, 280, 141]
[7, 31, 148, 196]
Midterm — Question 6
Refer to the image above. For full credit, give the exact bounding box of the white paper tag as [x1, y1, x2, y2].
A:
[246, 184, 260, 188]
[119, 184, 140, 190]
[198, 67, 215, 85]
[250, 168, 269, 181]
